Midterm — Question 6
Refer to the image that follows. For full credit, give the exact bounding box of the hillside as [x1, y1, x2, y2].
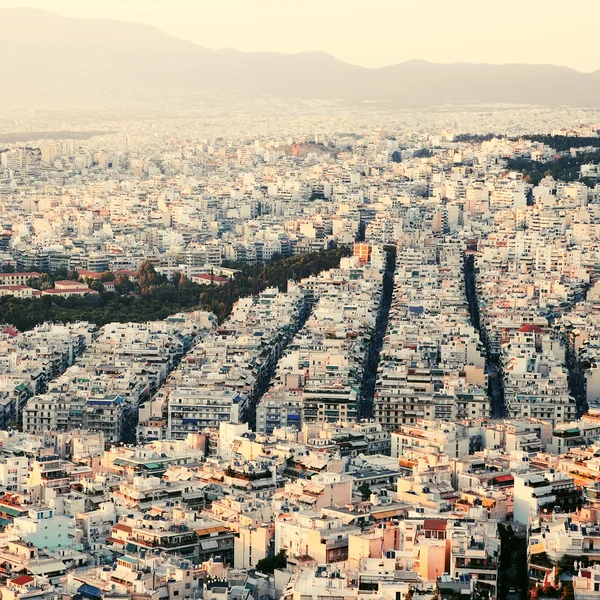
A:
[2, 8, 599, 109]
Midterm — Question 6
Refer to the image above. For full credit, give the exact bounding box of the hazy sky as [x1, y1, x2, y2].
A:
[2, 0, 599, 72]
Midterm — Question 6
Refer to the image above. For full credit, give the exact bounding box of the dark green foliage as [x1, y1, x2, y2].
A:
[413, 148, 432, 158]
[561, 584, 575, 600]
[88, 279, 105, 293]
[114, 273, 135, 295]
[99, 271, 116, 282]
[506, 149, 600, 185]
[225, 466, 272, 481]
[256, 549, 287, 574]
[28, 273, 54, 290]
[523, 135, 600, 152]
[0, 248, 350, 331]
[557, 554, 587, 577]
[358, 482, 371, 500]
[66, 269, 81, 281]
[454, 133, 498, 143]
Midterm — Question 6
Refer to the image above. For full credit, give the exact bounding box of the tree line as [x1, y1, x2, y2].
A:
[506, 149, 600, 186]
[0, 247, 351, 331]
[522, 134, 600, 152]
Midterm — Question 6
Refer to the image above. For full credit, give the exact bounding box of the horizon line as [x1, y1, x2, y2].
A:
[2, 5, 599, 75]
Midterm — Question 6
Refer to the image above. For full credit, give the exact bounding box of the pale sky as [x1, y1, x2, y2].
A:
[1, 0, 599, 72]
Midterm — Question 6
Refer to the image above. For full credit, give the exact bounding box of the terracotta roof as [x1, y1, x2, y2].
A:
[519, 324, 544, 333]
[494, 475, 514, 484]
[106, 536, 124, 545]
[423, 519, 447, 531]
[78, 270, 101, 277]
[195, 274, 229, 283]
[42, 288, 97, 294]
[10, 575, 33, 586]
[195, 525, 228, 536]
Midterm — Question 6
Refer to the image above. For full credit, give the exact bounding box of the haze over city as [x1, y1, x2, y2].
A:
[1, 0, 600, 72]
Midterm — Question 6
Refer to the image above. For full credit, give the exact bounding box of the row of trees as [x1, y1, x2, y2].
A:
[506, 149, 600, 186]
[523, 134, 600, 152]
[0, 247, 351, 331]
[450, 133, 600, 150]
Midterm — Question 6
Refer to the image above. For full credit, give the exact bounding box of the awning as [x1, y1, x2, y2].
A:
[494, 475, 514, 484]
[0, 505, 24, 517]
[372, 510, 398, 520]
[195, 526, 227, 536]
[200, 540, 219, 551]
[28, 560, 67, 575]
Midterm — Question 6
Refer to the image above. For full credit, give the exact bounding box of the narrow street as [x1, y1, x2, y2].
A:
[464, 252, 506, 418]
[564, 338, 587, 417]
[247, 300, 313, 430]
[360, 246, 396, 419]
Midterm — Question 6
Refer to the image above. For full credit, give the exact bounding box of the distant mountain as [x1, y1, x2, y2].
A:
[2, 8, 600, 109]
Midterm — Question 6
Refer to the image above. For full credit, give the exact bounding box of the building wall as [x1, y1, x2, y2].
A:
[417, 540, 446, 582]
[234, 525, 273, 569]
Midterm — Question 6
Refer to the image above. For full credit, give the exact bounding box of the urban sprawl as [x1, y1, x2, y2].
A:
[0, 109, 599, 600]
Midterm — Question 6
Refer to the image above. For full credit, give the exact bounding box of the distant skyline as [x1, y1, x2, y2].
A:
[2, 0, 600, 72]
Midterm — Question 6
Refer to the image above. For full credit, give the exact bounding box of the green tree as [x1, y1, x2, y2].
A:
[0, 248, 350, 330]
[88, 279, 105, 293]
[414, 148, 432, 159]
[114, 274, 135, 295]
[99, 271, 116, 282]
[358, 482, 372, 500]
[561, 583, 575, 600]
[29, 273, 54, 290]
[256, 549, 287, 574]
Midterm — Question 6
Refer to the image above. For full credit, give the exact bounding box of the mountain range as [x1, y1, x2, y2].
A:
[2, 8, 600, 110]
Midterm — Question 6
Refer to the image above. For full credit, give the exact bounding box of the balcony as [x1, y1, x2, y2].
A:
[454, 559, 497, 571]
[322, 537, 348, 550]
[132, 533, 197, 549]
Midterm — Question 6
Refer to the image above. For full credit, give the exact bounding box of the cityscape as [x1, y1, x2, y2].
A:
[1, 4, 600, 600]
